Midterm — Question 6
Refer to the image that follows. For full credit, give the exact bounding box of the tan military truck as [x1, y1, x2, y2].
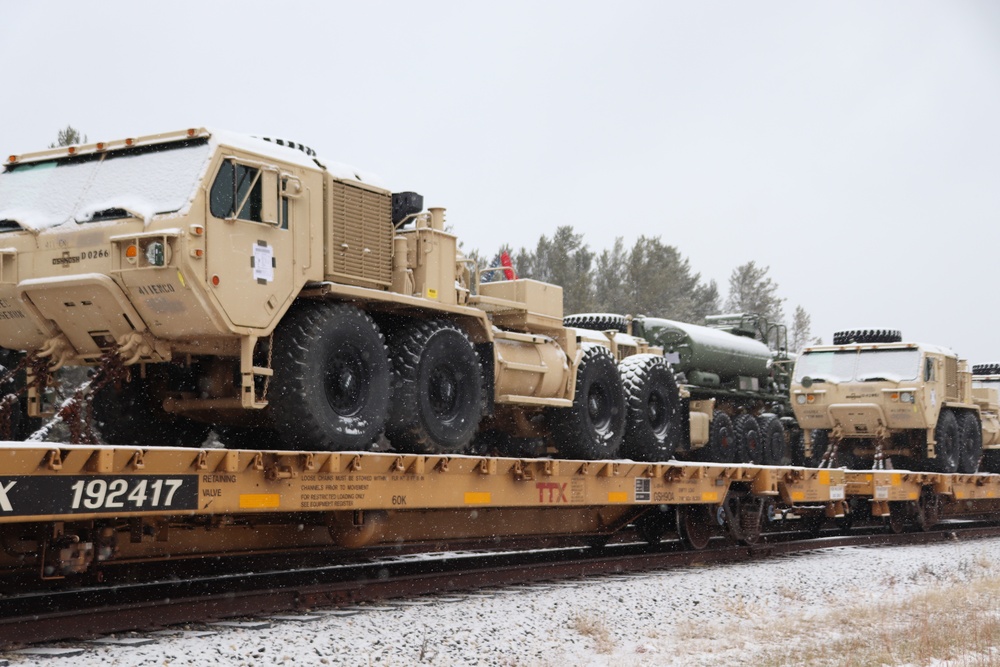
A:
[0, 127, 668, 459]
[791, 329, 983, 472]
[970, 364, 1000, 472]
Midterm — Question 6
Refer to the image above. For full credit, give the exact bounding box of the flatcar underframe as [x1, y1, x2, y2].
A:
[1, 444, 999, 579]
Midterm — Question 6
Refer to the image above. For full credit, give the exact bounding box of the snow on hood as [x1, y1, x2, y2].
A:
[0, 128, 387, 234]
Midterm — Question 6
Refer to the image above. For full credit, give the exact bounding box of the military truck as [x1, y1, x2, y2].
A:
[0, 127, 666, 460]
[970, 364, 1000, 472]
[790, 329, 983, 473]
[564, 312, 796, 465]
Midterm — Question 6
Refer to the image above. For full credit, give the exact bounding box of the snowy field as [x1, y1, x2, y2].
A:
[9, 536, 1000, 666]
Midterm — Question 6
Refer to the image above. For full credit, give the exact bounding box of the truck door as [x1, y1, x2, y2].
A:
[205, 157, 294, 329]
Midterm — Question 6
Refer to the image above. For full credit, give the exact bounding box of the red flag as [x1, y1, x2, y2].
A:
[500, 251, 516, 280]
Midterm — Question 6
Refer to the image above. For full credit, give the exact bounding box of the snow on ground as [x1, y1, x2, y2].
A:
[8, 536, 1000, 666]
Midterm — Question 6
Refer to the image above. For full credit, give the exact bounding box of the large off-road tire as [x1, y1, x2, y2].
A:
[925, 410, 959, 473]
[546, 344, 626, 460]
[269, 303, 391, 452]
[982, 449, 1000, 474]
[618, 354, 682, 461]
[703, 411, 737, 463]
[757, 415, 786, 465]
[794, 429, 828, 467]
[215, 425, 285, 450]
[93, 366, 212, 447]
[832, 329, 902, 345]
[386, 320, 484, 454]
[0, 348, 34, 440]
[562, 313, 628, 334]
[957, 411, 982, 474]
[733, 413, 763, 464]
[972, 364, 1000, 376]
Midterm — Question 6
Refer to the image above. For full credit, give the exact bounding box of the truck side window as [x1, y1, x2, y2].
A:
[280, 178, 290, 230]
[209, 160, 262, 222]
[925, 358, 935, 382]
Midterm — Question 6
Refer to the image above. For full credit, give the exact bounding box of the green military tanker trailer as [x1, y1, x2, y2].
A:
[564, 313, 801, 465]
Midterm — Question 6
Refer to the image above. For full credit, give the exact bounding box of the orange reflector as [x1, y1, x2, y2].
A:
[187, 128, 196, 137]
[125, 245, 138, 258]
[891, 392, 900, 401]
[211, 275, 220, 286]
[96, 142, 105, 150]
[67, 146, 76, 154]
[7, 155, 16, 163]
[807, 395, 815, 404]
[190, 224, 204, 236]
[125, 138, 134, 146]
[191, 248, 204, 258]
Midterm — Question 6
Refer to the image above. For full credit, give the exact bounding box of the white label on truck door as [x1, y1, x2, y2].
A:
[252, 242, 275, 284]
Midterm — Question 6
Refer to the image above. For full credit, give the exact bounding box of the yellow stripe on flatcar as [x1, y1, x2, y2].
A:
[239, 494, 280, 509]
[464, 492, 491, 504]
[792, 491, 805, 502]
[701, 492, 719, 502]
[608, 492, 628, 503]
[818, 471, 830, 485]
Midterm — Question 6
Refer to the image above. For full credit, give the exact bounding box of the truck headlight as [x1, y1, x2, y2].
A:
[145, 241, 165, 267]
[900, 392, 914, 404]
[796, 394, 807, 405]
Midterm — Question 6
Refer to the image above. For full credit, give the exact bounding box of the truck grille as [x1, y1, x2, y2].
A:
[326, 181, 392, 289]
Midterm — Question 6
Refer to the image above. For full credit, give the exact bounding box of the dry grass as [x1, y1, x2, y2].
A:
[665, 552, 1000, 667]
[570, 612, 616, 654]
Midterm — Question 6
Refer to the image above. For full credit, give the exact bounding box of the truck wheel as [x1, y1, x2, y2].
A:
[386, 320, 484, 454]
[703, 411, 736, 463]
[757, 415, 786, 465]
[269, 303, 391, 451]
[957, 412, 982, 474]
[982, 450, 1000, 473]
[546, 344, 626, 460]
[733, 414, 763, 464]
[93, 366, 212, 447]
[926, 410, 959, 473]
[794, 429, 828, 467]
[618, 354, 682, 461]
[832, 329, 902, 345]
[562, 313, 628, 334]
[215, 425, 283, 450]
[972, 364, 1000, 376]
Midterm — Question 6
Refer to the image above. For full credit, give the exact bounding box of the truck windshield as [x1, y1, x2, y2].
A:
[0, 138, 211, 231]
[794, 348, 921, 383]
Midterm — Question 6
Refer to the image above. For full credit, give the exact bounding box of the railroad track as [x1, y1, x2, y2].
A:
[4, 521, 1000, 648]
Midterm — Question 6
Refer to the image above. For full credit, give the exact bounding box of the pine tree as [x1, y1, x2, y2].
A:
[724, 261, 785, 323]
[790, 305, 813, 353]
[50, 125, 87, 148]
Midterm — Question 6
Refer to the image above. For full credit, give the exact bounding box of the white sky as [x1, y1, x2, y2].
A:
[2, 2, 999, 361]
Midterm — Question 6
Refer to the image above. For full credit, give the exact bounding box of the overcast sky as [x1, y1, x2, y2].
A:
[2, 2, 999, 362]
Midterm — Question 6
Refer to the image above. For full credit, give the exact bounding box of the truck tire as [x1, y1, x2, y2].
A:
[972, 364, 1000, 376]
[757, 415, 786, 465]
[269, 303, 392, 451]
[93, 366, 212, 447]
[546, 344, 626, 459]
[982, 449, 1000, 474]
[957, 411, 982, 474]
[926, 410, 959, 473]
[832, 329, 902, 345]
[618, 354, 682, 461]
[703, 411, 736, 463]
[734, 414, 763, 464]
[386, 320, 484, 454]
[563, 313, 628, 334]
[0, 348, 34, 440]
[794, 429, 828, 467]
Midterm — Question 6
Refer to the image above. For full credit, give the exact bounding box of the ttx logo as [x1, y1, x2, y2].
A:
[535, 482, 567, 503]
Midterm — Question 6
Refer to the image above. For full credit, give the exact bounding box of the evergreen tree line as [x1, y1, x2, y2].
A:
[472, 226, 818, 352]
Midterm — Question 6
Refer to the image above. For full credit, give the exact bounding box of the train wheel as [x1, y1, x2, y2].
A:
[269, 303, 391, 451]
[957, 412, 983, 474]
[757, 415, 786, 466]
[677, 505, 713, 550]
[887, 501, 907, 534]
[734, 414, 763, 464]
[547, 344, 626, 460]
[703, 411, 736, 463]
[926, 410, 959, 473]
[619, 354, 682, 461]
[93, 366, 211, 447]
[636, 507, 675, 545]
[387, 320, 484, 454]
[563, 313, 628, 333]
[916, 489, 940, 532]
